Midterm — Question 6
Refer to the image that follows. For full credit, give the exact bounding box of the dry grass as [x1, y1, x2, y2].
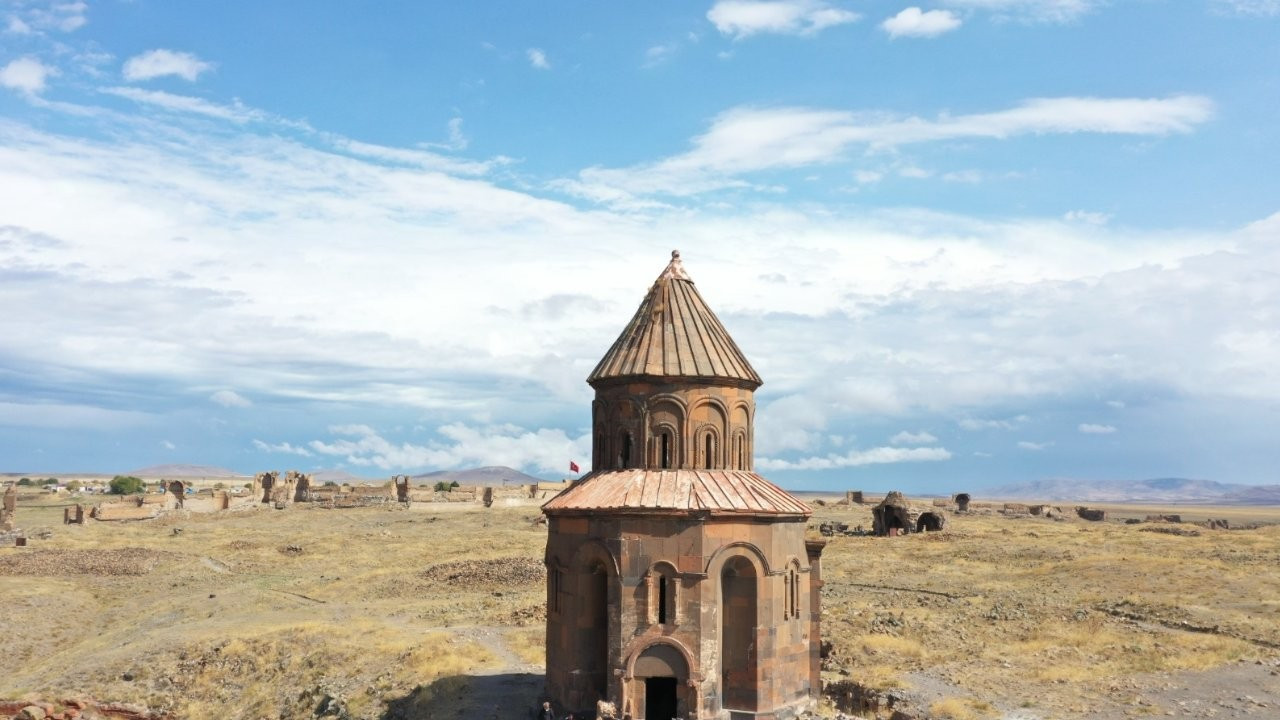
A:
[2, 494, 1278, 718]
[814, 501, 1280, 715]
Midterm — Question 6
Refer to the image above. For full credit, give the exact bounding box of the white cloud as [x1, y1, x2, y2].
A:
[959, 416, 1026, 431]
[306, 422, 589, 474]
[1211, 0, 1280, 16]
[8, 1, 87, 33]
[1106, 400, 1126, 409]
[1017, 440, 1053, 450]
[707, 0, 860, 39]
[210, 390, 252, 408]
[253, 439, 313, 456]
[891, 430, 938, 445]
[123, 49, 215, 82]
[101, 86, 264, 122]
[881, 8, 962, 38]
[0, 56, 56, 94]
[758, 445, 952, 470]
[853, 169, 883, 184]
[162, 440, 176, 450]
[942, 0, 1098, 23]
[1078, 423, 1117, 434]
[565, 95, 1214, 200]
[1064, 209, 1111, 225]
[644, 43, 678, 68]
[527, 48, 551, 70]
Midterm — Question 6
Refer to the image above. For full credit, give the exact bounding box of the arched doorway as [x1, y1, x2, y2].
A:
[720, 555, 758, 712]
[634, 643, 688, 720]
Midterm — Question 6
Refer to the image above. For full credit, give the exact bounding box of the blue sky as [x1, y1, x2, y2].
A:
[1, 0, 1278, 493]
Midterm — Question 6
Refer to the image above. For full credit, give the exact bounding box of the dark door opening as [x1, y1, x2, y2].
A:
[645, 676, 677, 720]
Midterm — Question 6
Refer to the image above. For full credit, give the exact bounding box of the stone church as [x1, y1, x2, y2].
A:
[543, 251, 824, 720]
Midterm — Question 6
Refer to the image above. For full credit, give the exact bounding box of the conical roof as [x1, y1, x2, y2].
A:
[587, 250, 762, 387]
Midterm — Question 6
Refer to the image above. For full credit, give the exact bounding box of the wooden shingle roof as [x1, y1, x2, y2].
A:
[586, 250, 762, 388]
[542, 469, 811, 517]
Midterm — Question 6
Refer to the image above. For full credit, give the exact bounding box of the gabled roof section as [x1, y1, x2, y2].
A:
[542, 469, 811, 517]
[587, 250, 762, 387]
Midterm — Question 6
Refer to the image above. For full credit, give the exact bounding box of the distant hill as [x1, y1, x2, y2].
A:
[411, 465, 549, 487]
[127, 464, 246, 478]
[1222, 484, 1280, 504]
[989, 477, 1280, 504]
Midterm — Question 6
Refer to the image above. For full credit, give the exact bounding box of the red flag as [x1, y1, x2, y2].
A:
[569, 460, 580, 473]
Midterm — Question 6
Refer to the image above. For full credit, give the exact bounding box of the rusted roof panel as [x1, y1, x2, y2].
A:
[543, 469, 811, 517]
[587, 251, 762, 387]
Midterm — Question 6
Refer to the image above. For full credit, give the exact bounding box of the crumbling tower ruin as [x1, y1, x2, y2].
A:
[543, 251, 824, 720]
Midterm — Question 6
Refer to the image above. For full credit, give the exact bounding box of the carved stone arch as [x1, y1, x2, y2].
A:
[645, 560, 680, 625]
[624, 636, 698, 680]
[705, 540, 772, 578]
[691, 398, 729, 469]
[647, 395, 686, 470]
[693, 423, 723, 470]
[571, 538, 621, 579]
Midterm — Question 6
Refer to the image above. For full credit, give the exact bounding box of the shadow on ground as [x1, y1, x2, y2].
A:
[382, 672, 545, 720]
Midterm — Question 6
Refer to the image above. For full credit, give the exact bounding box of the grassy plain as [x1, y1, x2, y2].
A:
[1, 494, 1278, 719]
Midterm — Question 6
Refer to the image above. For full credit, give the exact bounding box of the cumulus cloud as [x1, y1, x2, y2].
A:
[707, 0, 859, 39]
[0, 56, 56, 94]
[253, 439, 313, 456]
[758, 445, 952, 470]
[1078, 423, 1116, 434]
[564, 95, 1214, 200]
[123, 49, 215, 82]
[306, 422, 589, 474]
[881, 8, 962, 38]
[891, 430, 939, 445]
[210, 390, 252, 408]
[527, 48, 551, 69]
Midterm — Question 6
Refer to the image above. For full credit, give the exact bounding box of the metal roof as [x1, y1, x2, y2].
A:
[586, 250, 762, 388]
[542, 469, 811, 517]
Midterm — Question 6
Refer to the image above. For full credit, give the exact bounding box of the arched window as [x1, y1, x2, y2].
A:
[649, 563, 677, 625]
[660, 430, 672, 469]
[619, 431, 633, 468]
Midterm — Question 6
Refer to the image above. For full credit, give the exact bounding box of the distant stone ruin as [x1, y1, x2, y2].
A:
[1, 484, 15, 532]
[873, 491, 923, 536]
[1076, 507, 1107, 522]
[1204, 518, 1230, 530]
[167, 480, 185, 509]
[63, 504, 85, 524]
[953, 493, 971, 512]
[845, 490, 864, 505]
[1145, 514, 1182, 523]
[916, 511, 945, 532]
[288, 471, 311, 502]
[393, 474, 411, 503]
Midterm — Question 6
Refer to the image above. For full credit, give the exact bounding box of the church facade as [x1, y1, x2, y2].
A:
[543, 251, 824, 720]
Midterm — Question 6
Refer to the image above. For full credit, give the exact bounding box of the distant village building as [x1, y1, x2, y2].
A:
[543, 251, 824, 720]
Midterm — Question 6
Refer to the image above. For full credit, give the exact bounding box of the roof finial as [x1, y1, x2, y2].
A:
[672, 249, 680, 259]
